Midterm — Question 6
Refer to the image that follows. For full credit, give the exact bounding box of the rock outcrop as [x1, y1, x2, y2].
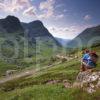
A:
[43, 71, 100, 94]
[74, 71, 100, 93]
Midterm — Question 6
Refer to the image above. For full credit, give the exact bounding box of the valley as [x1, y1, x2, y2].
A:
[0, 16, 100, 100]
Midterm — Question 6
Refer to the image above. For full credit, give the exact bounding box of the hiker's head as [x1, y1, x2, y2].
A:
[84, 49, 90, 53]
[90, 53, 99, 63]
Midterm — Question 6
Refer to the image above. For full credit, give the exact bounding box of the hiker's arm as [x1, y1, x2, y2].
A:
[82, 62, 95, 69]
[86, 64, 94, 68]
[82, 62, 87, 66]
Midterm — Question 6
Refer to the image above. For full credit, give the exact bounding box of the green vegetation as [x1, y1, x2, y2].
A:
[0, 59, 79, 91]
[0, 85, 100, 100]
[0, 35, 62, 77]
[0, 45, 100, 100]
[0, 60, 18, 76]
[0, 15, 100, 100]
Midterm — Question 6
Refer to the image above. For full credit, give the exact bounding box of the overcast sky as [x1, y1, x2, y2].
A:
[0, 0, 100, 39]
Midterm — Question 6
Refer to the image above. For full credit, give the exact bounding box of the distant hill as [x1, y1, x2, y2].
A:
[55, 37, 71, 47]
[68, 25, 100, 48]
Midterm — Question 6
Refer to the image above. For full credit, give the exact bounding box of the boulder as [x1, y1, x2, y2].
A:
[75, 71, 100, 93]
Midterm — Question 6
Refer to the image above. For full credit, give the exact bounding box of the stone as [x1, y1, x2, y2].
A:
[75, 71, 100, 93]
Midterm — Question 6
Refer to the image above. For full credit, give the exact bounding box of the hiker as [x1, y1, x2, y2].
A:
[82, 49, 90, 61]
[81, 51, 99, 72]
[81, 49, 90, 71]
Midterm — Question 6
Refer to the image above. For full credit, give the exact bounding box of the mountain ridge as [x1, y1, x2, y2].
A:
[0, 15, 61, 47]
[0, 15, 24, 34]
[68, 25, 100, 48]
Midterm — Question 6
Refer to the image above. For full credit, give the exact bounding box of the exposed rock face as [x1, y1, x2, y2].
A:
[75, 71, 100, 93]
[45, 71, 100, 94]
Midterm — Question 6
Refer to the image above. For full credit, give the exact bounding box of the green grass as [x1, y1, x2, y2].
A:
[0, 85, 100, 100]
[0, 59, 80, 91]
[0, 36, 62, 77]
[0, 60, 18, 76]
[0, 46, 100, 100]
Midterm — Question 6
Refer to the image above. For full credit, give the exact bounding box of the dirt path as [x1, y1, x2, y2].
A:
[0, 61, 62, 84]
[0, 69, 35, 84]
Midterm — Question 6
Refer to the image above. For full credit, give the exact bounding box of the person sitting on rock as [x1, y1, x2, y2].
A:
[81, 49, 90, 71]
[82, 52, 99, 72]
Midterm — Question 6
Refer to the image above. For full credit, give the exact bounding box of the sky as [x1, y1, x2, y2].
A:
[0, 0, 100, 39]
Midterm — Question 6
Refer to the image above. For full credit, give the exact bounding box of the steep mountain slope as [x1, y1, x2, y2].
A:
[21, 20, 61, 46]
[0, 15, 61, 74]
[68, 25, 100, 48]
[0, 15, 60, 46]
[0, 15, 61, 52]
[22, 20, 51, 37]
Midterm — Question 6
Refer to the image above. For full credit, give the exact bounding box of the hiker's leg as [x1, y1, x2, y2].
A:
[80, 64, 85, 71]
[87, 68, 95, 72]
[84, 66, 94, 72]
[84, 66, 88, 71]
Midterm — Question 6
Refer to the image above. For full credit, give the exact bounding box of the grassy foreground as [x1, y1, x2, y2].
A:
[0, 59, 100, 100]
[0, 85, 100, 100]
[0, 46, 100, 100]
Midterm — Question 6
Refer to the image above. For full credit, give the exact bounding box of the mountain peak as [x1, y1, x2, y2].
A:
[0, 15, 24, 33]
[5, 15, 21, 25]
[28, 20, 44, 28]
[6, 15, 19, 20]
[31, 20, 43, 24]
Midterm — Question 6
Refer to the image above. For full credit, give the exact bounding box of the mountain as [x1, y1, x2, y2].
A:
[0, 16, 61, 64]
[22, 20, 50, 37]
[68, 25, 100, 48]
[0, 15, 61, 46]
[21, 20, 61, 46]
[0, 15, 24, 34]
[55, 37, 71, 47]
[0, 16, 58, 43]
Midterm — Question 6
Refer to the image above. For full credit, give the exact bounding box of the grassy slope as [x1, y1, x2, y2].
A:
[0, 85, 100, 100]
[0, 46, 100, 100]
[0, 35, 62, 77]
[0, 60, 18, 76]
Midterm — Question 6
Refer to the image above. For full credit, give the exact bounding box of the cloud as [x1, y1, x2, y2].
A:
[38, 0, 65, 20]
[55, 14, 64, 20]
[39, 0, 55, 19]
[17, 0, 30, 5]
[0, 0, 22, 12]
[0, 0, 57, 20]
[48, 26, 80, 39]
[48, 23, 96, 39]
[55, 4, 64, 8]
[0, 0, 38, 20]
[23, 6, 36, 16]
[63, 9, 68, 13]
[0, 0, 33, 13]
[0, 0, 64, 21]
[84, 15, 92, 21]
